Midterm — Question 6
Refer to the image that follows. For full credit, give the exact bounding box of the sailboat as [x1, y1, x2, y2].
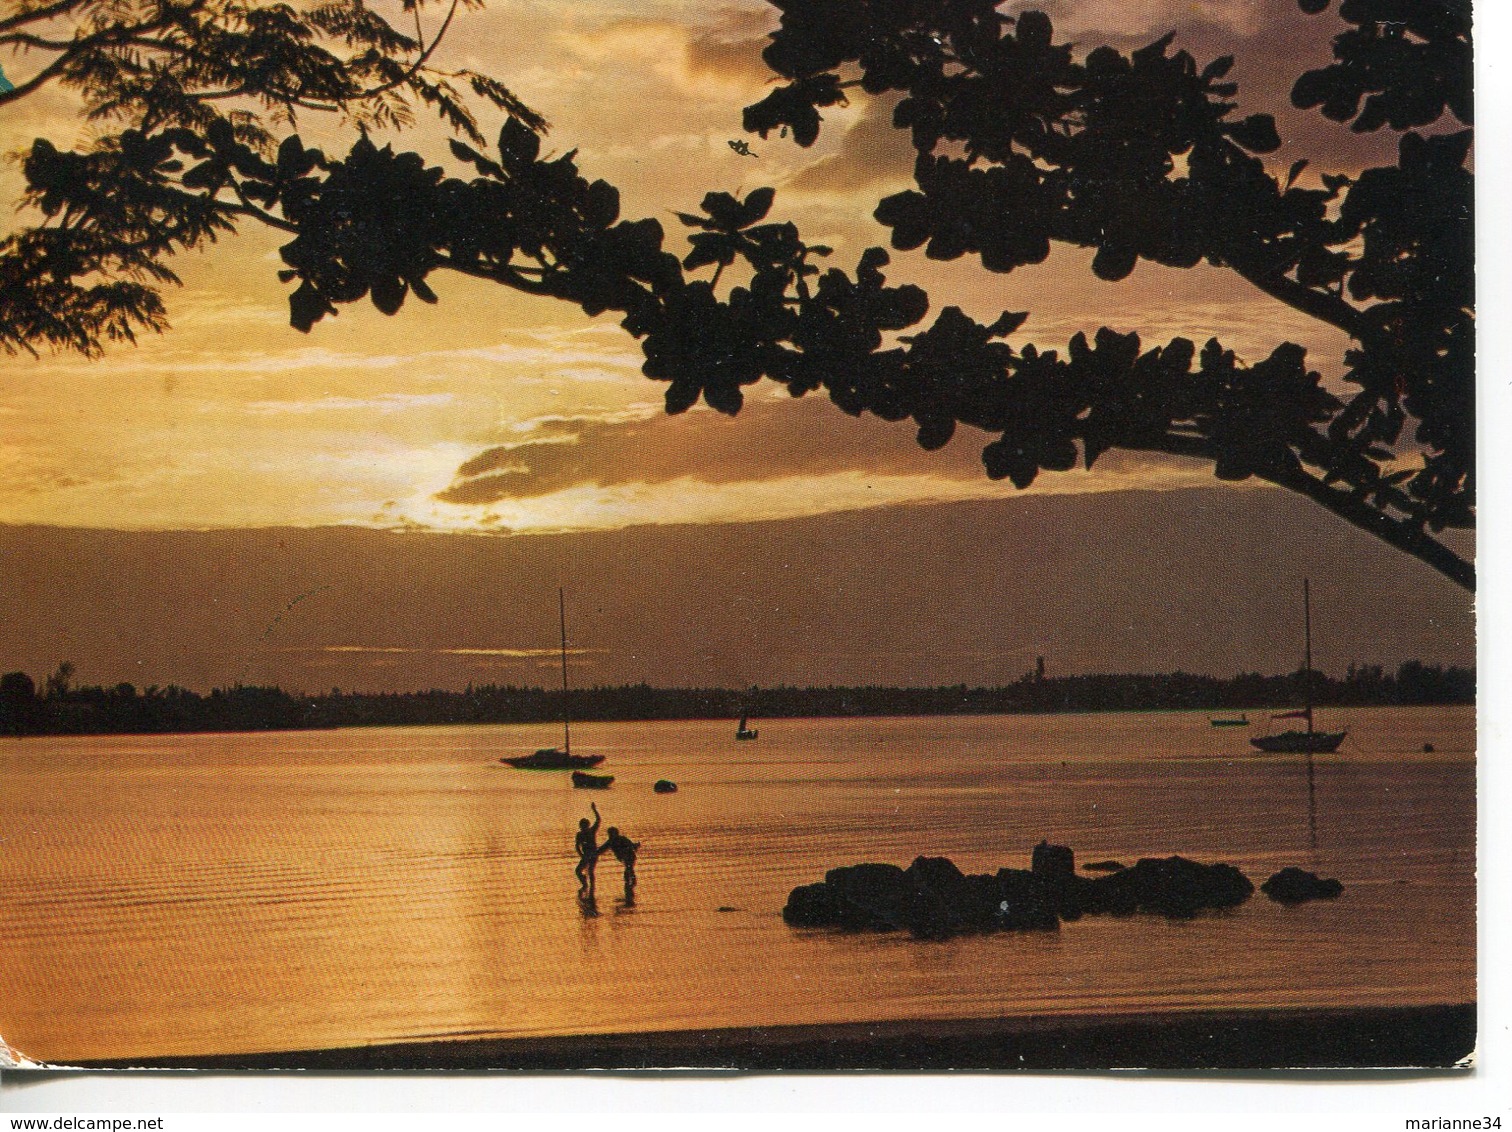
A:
[502, 588, 606, 770]
[1250, 578, 1346, 754]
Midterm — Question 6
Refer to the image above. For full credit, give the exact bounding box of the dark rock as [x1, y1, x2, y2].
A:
[824, 862, 912, 930]
[824, 861, 907, 890]
[921, 870, 1012, 935]
[1082, 860, 1125, 872]
[782, 882, 841, 927]
[783, 846, 1254, 938]
[900, 857, 974, 938]
[1262, 867, 1343, 904]
[1032, 840, 1075, 879]
[899, 857, 1055, 937]
[992, 868, 1061, 930]
[906, 855, 966, 891]
[1011, 855, 1089, 920]
[1085, 855, 1254, 918]
[958, 872, 1018, 931]
[653, 779, 678, 793]
[1080, 870, 1140, 916]
[898, 884, 960, 940]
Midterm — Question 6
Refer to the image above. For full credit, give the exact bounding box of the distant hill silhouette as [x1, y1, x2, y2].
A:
[0, 487, 1473, 695]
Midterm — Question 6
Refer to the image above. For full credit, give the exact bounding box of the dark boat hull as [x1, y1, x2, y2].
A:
[571, 771, 614, 789]
[502, 750, 606, 769]
[1249, 730, 1346, 754]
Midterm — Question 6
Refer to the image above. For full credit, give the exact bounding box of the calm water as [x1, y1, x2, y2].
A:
[0, 707, 1475, 1063]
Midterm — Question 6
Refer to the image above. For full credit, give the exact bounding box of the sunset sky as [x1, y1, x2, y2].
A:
[0, 0, 1477, 691]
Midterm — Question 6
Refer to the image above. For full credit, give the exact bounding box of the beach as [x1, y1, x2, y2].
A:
[60, 1005, 1475, 1072]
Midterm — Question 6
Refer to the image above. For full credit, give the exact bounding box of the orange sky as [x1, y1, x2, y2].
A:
[0, 0, 1479, 690]
[0, 0, 1379, 535]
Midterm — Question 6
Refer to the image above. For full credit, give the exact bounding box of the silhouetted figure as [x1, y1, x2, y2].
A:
[575, 803, 602, 896]
[602, 825, 640, 902]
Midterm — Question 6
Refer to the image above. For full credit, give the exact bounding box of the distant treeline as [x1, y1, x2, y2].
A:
[0, 660, 1474, 737]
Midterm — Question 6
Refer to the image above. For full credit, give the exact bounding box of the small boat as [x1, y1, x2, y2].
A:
[572, 770, 614, 789]
[503, 749, 606, 769]
[735, 714, 759, 741]
[1210, 715, 1249, 727]
[1250, 724, 1346, 754]
[502, 588, 606, 770]
[1251, 579, 1346, 755]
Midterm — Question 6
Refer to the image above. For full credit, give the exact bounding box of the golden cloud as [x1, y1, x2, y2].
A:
[784, 95, 915, 198]
[555, 12, 774, 102]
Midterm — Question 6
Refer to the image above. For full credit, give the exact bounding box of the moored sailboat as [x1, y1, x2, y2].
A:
[1250, 579, 1346, 754]
[502, 588, 606, 769]
[504, 748, 605, 769]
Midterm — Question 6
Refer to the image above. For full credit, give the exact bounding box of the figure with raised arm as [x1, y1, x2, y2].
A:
[575, 802, 602, 896]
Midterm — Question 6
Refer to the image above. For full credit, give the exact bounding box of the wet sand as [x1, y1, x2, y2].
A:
[57, 1004, 1474, 1073]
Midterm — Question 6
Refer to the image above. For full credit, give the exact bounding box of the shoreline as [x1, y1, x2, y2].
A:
[2, 672, 1471, 740]
[55, 1003, 1475, 1073]
[0, 698, 1474, 742]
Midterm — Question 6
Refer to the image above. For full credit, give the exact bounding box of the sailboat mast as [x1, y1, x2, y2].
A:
[559, 586, 571, 756]
[1303, 577, 1314, 736]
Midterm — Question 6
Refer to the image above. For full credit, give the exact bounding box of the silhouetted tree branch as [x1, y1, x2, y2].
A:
[253, 2, 1471, 588]
[0, 0, 544, 356]
[731, 0, 1473, 588]
[4, 0, 1472, 592]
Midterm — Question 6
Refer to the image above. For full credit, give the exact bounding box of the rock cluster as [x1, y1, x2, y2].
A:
[1261, 867, 1343, 904]
[783, 843, 1256, 939]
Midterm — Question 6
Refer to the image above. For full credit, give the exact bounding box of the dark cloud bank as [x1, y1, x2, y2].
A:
[436, 397, 990, 505]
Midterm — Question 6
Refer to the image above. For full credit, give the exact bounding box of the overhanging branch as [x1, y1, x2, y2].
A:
[1114, 432, 1472, 590]
[1263, 463, 1473, 591]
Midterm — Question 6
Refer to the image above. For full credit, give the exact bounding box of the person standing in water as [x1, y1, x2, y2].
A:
[575, 803, 603, 896]
[602, 825, 641, 901]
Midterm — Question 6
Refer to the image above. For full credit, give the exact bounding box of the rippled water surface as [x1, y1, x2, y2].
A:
[0, 707, 1474, 1062]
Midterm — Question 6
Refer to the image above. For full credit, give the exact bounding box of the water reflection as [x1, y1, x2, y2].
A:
[1306, 755, 1319, 863]
[0, 706, 1476, 1063]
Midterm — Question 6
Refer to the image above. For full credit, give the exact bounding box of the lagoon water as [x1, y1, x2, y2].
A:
[0, 707, 1475, 1063]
